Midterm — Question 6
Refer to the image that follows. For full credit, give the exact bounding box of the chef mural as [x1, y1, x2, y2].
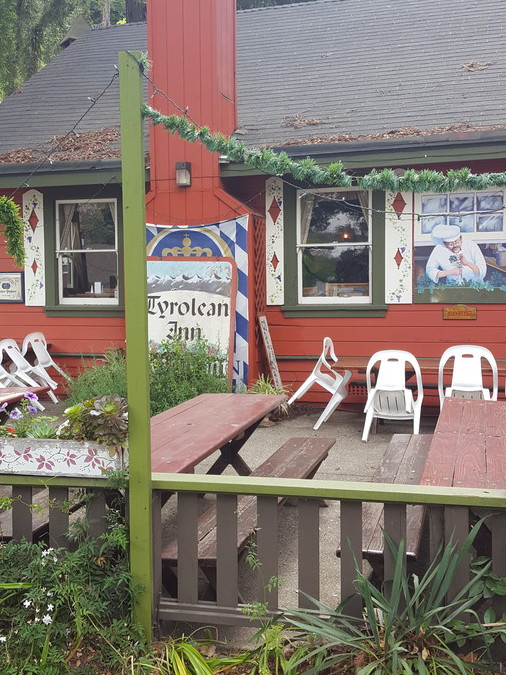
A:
[413, 192, 506, 303]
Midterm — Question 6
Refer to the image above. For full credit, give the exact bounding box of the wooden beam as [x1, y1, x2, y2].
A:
[119, 50, 153, 639]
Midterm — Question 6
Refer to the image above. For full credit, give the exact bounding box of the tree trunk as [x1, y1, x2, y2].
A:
[126, 0, 146, 22]
[102, 0, 111, 26]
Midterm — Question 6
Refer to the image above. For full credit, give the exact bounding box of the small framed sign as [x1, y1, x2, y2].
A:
[442, 304, 477, 320]
[0, 272, 24, 303]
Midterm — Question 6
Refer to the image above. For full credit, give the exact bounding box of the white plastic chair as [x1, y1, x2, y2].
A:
[287, 337, 352, 430]
[438, 345, 498, 410]
[0, 338, 59, 403]
[22, 332, 72, 383]
[362, 350, 423, 442]
[0, 358, 45, 410]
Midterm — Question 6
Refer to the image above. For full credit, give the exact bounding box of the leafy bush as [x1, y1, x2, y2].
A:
[58, 394, 128, 449]
[285, 525, 506, 675]
[65, 337, 229, 416]
[65, 349, 128, 404]
[0, 504, 147, 673]
[149, 336, 229, 415]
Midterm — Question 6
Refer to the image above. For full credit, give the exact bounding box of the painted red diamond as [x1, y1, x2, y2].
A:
[28, 209, 39, 232]
[268, 198, 281, 223]
[31, 260, 38, 275]
[392, 192, 406, 219]
[394, 248, 404, 268]
[270, 253, 279, 270]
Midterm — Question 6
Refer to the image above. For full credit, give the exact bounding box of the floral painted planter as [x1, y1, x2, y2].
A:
[0, 439, 127, 478]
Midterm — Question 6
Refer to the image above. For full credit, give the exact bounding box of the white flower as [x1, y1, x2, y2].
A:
[41, 549, 54, 557]
[53, 557, 58, 563]
[34, 616, 40, 623]
[0, 636, 6, 642]
[42, 614, 52, 625]
[47, 604, 54, 612]
[46, 591, 53, 597]
[23, 599, 31, 608]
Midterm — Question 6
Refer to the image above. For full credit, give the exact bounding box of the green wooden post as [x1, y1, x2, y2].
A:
[119, 51, 153, 639]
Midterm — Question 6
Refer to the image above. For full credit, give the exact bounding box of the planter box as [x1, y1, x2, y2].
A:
[0, 438, 126, 478]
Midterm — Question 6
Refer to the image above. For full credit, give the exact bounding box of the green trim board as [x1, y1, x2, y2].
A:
[151, 472, 506, 509]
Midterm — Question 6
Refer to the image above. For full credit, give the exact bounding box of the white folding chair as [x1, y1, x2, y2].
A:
[287, 337, 352, 430]
[362, 349, 423, 442]
[0, 359, 45, 410]
[0, 338, 59, 403]
[438, 345, 498, 410]
[22, 332, 72, 383]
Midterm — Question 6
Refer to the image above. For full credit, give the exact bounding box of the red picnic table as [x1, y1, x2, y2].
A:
[421, 397, 506, 490]
[0, 386, 50, 407]
[150, 393, 287, 475]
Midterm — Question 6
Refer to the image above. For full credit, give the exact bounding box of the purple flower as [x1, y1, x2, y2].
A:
[9, 409, 21, 420]
[0, 403, 7, 413]
[27, 406, 38, 414]
[24, 392, 39, 402]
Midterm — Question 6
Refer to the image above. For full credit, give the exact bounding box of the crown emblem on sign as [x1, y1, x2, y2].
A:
[162, 235, 212, 257]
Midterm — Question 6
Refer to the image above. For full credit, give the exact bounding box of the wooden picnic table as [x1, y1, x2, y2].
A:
[0, 386, 50, 406]
[421, 397, 506, 489]
[150, 393, 287, 475]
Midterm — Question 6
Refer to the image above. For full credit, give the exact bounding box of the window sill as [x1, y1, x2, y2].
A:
[45, 305, 124, 318]
[282, 303, 388, 318]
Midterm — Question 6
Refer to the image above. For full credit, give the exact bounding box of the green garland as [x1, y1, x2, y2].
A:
[142, 104, 506, 194]
[0, 197, 25, 268]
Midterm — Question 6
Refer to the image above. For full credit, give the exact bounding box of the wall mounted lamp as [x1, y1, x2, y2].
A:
[175, 161, 191, 187]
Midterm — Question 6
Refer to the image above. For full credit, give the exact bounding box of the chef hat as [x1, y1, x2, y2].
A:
[431, 224, 461, 245]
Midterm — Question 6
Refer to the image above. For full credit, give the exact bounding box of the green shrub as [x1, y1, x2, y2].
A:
[0, 503, 147, 673]
[65, 349, 128, 404]
[285, 524, 506, 674]
[65, 337, 229, 416]
[149, 336, 229, 416]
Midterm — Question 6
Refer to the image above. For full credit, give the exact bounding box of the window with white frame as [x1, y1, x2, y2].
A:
[297, 189, 372, 303]
[417, 191, 505, 241]
[56, 199, 119, 305]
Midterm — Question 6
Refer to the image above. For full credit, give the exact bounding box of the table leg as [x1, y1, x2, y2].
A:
[207, 423, 261, 476]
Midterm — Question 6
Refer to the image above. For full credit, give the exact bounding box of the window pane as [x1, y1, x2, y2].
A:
[421, 215, 447, 234]
[302, 246, 369, 298]
[61, 251, 118, 298]
[302, 192, 369, 244]
[449, 194, 473, 213]
[477, 194, 503, 213]
[477, 214, 503, 232]
[421, 195, 446, 214]
[59, 202, 115, 250]
[449, 215, 474, 232]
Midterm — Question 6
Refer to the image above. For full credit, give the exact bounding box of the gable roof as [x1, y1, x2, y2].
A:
[0, 0, 505, 165]
[236, 0, 506, 148]
[0, 22, 147, 163]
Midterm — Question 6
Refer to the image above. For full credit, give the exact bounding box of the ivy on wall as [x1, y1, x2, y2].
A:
[0, 196, 25, 268]
[142, 104, 506, 194]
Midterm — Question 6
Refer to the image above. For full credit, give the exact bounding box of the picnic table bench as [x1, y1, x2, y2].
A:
[160, 436, 334, 598]
[337, 433, 432, 580]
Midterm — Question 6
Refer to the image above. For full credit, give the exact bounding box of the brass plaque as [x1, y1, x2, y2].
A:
[443, 304, 477, 320]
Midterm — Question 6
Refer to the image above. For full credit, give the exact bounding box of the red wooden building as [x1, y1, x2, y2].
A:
[0, 0, 506, 411]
